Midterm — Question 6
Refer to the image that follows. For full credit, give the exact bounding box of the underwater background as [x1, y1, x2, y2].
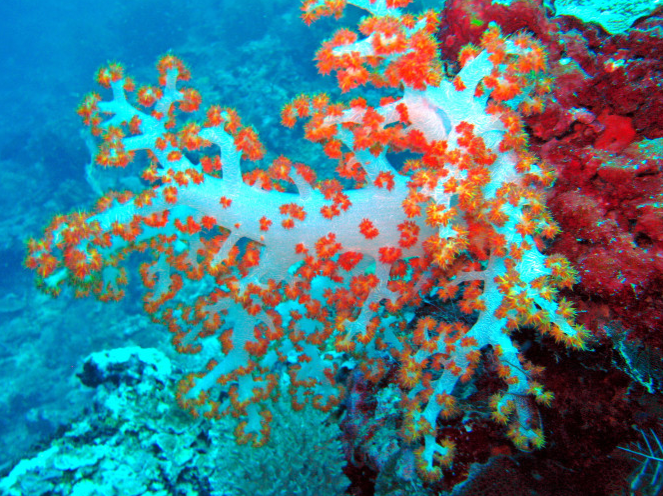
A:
[0, 0, 329, 471]
[1, 0, 663, 494]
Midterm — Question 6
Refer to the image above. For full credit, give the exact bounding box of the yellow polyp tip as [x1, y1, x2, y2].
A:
[437, 451, 455, 468]
[569, 325, 589, 350]
[418, 465, 442, 483]
[492, 410, 509, 425]
[510, 431, 530, 451]
[535, 391, 554, 408]
[531, 429, 546, 449]
[438, 439, 457, 467]
[488, 392, 503, 410]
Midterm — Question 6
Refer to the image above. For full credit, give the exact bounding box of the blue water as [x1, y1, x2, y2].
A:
[0, 0, 330, 474]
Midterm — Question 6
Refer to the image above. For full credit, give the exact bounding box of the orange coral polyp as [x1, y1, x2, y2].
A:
[359, 218, 380, 239]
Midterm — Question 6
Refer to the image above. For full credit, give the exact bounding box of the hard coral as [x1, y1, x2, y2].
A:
[553, 0, 662, 35]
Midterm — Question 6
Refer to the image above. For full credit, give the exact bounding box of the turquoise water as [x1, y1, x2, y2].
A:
[1, 0, 662, 494]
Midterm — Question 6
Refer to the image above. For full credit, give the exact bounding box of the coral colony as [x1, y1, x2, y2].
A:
[25, 0, 586, 482]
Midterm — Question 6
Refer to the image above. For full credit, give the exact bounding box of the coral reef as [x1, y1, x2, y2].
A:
[0, 347, 349, 496]
[10, 0, 663, 493]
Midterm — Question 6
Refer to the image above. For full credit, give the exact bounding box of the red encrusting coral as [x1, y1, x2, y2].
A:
[518, 11, 663, 349]
[542, 140, 663, 348]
